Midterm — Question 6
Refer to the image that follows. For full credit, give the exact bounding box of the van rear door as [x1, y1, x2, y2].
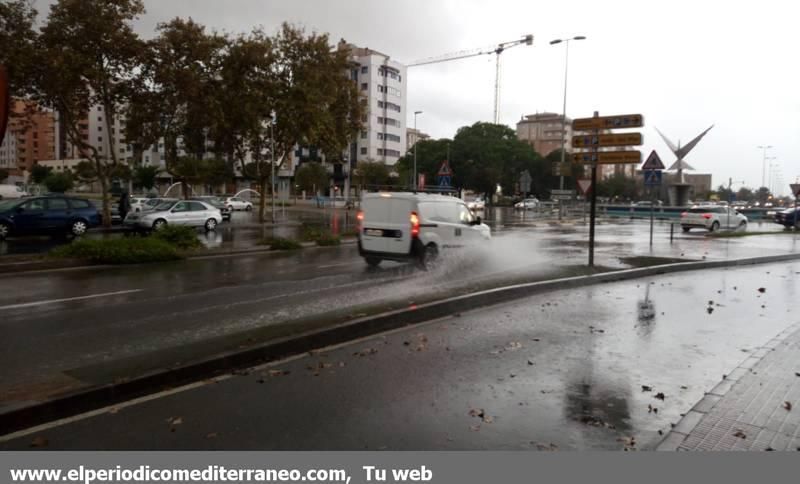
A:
[386, 198, 413, 255]
[361, 197, 392, 253]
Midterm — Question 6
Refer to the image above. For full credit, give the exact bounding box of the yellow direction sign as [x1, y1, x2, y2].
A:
[573, 150, 642, 165]
[572, 114, 644, 131]
[572, 133, 642, 148]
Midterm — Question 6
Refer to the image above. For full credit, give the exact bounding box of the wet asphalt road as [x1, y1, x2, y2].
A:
[3, 261, 798, 450]
[0, 220, 797, 410]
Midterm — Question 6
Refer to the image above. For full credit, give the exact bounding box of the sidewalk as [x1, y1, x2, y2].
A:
[659, 322, 800, 451]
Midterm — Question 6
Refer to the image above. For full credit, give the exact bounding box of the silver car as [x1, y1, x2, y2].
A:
[123, 200, 222, 232]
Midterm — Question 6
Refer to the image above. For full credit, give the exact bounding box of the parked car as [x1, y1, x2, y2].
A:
[190, 196, 232, 221]
[0, 195, 101, 240]
[0, 184, 28, 200]
[357, 192, 490, 269]
[129, 197, 153, 213]
[514, 198, 540, 210]
[632, 200, 663, 207]
[139, 198, 178, 212]
[680, 206, 747, 232]
[466, 197, 485, 211]
[224, 197, 253, 211]
[123, 200, 222, 232]
[774, 207, 800, 229]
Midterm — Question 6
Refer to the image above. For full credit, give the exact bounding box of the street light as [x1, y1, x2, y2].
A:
[413, 111, 423, 190]
[757, 145, 773, 189]
[550, 36, 586, 191]
[270, 110, 277, 224]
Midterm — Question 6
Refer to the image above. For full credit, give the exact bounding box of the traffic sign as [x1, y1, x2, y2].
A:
[577, 179, 592, 195]
[437, 160, 453, 177]
[572, 114, 644, 131]
[552, 162, 572, 176]
[572, 133, 643, 148]
[643, 170, 662, 187]
[791, 184, 800, 197]
[572, 150, 642, 165]
[551, 189, 576, 201]
[641, 150, 665, 171]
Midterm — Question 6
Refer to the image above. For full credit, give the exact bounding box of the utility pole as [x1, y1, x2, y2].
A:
[413, 111, 423, 190]
[757, 145, 773, 189]
[270, 110, 276, 224]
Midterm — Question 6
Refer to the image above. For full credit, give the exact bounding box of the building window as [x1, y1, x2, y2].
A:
[98, 126, 102, 131]
[98, 137, 102, 142]
[360, 130, 367, 139]
[360, 147, 367, 155]
[361, 66, 368, 74]
[361, 83, 368, 91]
[98, 117, 103, 122]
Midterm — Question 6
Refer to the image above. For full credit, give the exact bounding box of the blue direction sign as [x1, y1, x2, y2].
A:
[643, 170, 662, 187]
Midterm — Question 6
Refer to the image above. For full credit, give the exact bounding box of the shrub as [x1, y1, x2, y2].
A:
[51, 238, 182, 264]
[43, 172, 74, 193]
[315, 233, 341, 246]
[259, 237, 303, 251]
[299, 224, 325, 242]
[150, 225, 202, 250]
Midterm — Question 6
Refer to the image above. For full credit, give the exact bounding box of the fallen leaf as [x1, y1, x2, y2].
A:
[641, 385, 653, 392]
[758, 288, 766, 293]
[108, 407, 121, 414]
[29, 437, 48, 448]
[658, 430, 663, 436]
[535, 443, 559, 451]
[483, 415, 495, 424]
[680, 386, 689, 390]
[733, 430, 747, 439]
[784, 401, 793, 411]
[353, 348, 378, 357]
[527, 360, 535, 366]
[505, 342, 523, 351]
[169, 417, 183, 426]
[469, 408, 485, 419]
[707, 307, 714, 314]
[469, 424, 481, 432]
[655, 393, 666, 401]
[268, 369, 290, 377]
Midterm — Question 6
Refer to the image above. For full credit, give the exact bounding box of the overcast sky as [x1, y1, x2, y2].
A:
[34, 0, 800, 195]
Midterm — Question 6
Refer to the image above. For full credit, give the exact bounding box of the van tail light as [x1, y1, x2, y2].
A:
[702, 213, 712, 219]
[356, 210, 364, 231]
[410, 211, 420, 237]
[680, 212, 687, 218]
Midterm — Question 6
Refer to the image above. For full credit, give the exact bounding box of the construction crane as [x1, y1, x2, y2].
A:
[408, 35, 534, 124]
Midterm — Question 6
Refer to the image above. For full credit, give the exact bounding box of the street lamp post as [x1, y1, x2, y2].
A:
[550, 36, 586, 191]
[413, 111, 423, 190]
[270, 110, 277, 224]
[757, 145, 773, 189]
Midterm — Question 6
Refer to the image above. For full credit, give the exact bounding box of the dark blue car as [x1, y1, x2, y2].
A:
[774, 207, 800, 229]
[0, 196, 101, 240]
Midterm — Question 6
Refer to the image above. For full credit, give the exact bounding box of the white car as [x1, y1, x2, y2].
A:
[129, 197, 152, 213]
[514, 198, 540, 210]
[224, 197, 253, 211]
[466, 197, 485, 211]
[357, 192, 491, 268]
[680, 206, 748, 233]
[123, 200, 222, 232]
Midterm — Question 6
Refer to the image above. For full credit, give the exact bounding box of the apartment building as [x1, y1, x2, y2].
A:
[516, 112, 572, 156]
[406, 128, 430, 150]
[0, 100, 56, 178]
[342, 42, 407, 167]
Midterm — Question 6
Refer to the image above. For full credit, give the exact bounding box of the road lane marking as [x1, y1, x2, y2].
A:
[317, 262, 351, 269]
[0, 289, 143, 310]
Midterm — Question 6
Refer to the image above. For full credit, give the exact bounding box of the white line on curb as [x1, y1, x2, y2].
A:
[0, 289, 143, 310]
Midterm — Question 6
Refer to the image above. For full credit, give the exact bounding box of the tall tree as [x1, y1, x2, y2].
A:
[294, 162, 328, 196]
[31, 0, 146, 226]
[125, 17, 227, 200]
[0, 0, 38, 96]
[132, 165, 161, 192]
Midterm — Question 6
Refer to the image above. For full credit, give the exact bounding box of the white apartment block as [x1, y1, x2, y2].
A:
[345, 44, 407, 166]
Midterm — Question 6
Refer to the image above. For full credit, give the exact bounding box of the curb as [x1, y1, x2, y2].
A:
[656, 321, 800, 451]
[2, 252, 800, 436]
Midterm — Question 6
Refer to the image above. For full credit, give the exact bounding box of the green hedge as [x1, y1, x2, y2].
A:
[51, 238, 182, 264]
[259, 237, 303, 251]
[315, 233, 341, 246]
[151, 225, 203, 250]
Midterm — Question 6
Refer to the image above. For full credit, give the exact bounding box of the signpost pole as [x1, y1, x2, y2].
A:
[649, 183, 655, 247]
[588, 112, 599, 267]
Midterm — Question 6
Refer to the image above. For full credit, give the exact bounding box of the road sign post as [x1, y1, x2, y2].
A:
[573, 112, 644, 267]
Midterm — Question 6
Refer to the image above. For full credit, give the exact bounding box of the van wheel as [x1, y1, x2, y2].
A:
[365, 257, 382, 267]
[417, 243, 439, 270]
[709, 221, 720, 232]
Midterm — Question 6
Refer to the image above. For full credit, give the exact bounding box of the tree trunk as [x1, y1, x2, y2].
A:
[259, 177, 267, 223]
[99, 172, 112, 228]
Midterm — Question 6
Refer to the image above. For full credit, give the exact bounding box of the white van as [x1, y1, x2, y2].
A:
[0, 184, 28, 200]
[357, 192, 491, 268]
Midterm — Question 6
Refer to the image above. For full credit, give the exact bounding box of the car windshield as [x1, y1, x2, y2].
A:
[154, 201, 176, 211]
[0, 199, 23, 212]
